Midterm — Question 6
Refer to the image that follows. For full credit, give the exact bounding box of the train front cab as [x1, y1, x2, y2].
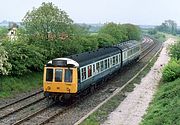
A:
[43, 66, 78, 99]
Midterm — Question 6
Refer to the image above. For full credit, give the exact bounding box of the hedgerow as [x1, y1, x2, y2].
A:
[162, 59, 180, 82]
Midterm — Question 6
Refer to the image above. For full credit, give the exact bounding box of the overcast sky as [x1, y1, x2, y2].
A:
[0, 0, 179, 25]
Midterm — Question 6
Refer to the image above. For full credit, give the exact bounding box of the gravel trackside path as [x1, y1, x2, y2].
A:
[102, 38, 175, 125]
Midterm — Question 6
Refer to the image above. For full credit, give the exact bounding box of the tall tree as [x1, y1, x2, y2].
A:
[121, 24, 141, 40]
[156, 20, 177, 35]
[99, 22, 127, 43]
[23, 2, 73, 41]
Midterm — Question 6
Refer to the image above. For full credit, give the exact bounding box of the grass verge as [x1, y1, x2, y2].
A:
[80, 52, 159, 125]
[0, 72, 43, 98]
[141, 78, 180, 125]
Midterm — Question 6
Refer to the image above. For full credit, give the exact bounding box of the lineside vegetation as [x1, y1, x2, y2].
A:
[141, 40, 180, 125]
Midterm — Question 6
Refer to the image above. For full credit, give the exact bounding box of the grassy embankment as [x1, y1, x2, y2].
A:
[0, 72, 43, 98]
[141, 78, 180, 125]
[141, 37, 180, 125]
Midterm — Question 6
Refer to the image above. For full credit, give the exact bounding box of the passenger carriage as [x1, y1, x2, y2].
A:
[43, 40, 141, 101]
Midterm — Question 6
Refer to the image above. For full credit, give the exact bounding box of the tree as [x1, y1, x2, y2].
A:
[156, 20, 177, 35]
[2, 41, 45, 75]
[96, 33, 116, 47]
[99, 23, 141, 44]
[122, 24, 141, 40]
[71, 24, 90, 36]
[23, 2, 73, 41]
[99, 22, 126, 43]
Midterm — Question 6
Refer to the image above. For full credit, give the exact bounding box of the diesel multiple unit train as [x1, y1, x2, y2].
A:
[43, 40, 141, 101]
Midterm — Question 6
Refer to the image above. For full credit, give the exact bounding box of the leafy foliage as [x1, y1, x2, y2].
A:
[155, 20, 177, 35]
[99, 23, 126, 43]
[0, 46, 12, 75]
[170, 41, 180, 60]
[147, 29, 157, 35]
[162, 59, 180, 82]
[2, 41, 45, 75]
[23, 2, 73, 41]
[99, 22, 141, 43]
[96, 33, 116, 48]
[121, 24, 141, 40]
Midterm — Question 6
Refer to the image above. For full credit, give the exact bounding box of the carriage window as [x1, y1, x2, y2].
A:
[93, 64, 95, 74]
[110, 58, 113, 67]
[101, 61, 105, 71]
[105, 59, 108, 69]
[113, 56, 116, 65]
[116, 55, 118, 64]
[46, 69, 53, 82]
[88, 65, 92, 77]
[96, 62, 100, 73]
[81, 67, 86, 81]
[55, 69, 62, 82]
[65, 69, 73, 82]
[107, 58, 110, 68]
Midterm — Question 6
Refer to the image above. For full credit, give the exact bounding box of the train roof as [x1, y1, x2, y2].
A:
[67, 47, 121, 66]
[67, 40, 140, 67]
[46, 40, 140, 67]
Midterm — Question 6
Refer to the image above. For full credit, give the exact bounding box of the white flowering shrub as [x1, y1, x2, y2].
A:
[0, 46, 12, 75]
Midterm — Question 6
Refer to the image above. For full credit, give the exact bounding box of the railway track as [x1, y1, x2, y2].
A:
[74, 38, 162, 125]
[0, 89, 47, 125]
[0, 89, 43, 110]
[0, 37, 161, 125]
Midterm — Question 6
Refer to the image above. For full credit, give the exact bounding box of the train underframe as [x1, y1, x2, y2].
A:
[44, 92, 77, 102]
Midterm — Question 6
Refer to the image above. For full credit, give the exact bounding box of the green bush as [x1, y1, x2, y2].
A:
[0, 46, 12, 75]
[170, 41, 180, 60]
[162, 59, 180, 82]
[96, 33, 116, 48]
[2, 41, 45, 75]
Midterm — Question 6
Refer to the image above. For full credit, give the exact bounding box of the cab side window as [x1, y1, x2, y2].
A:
[65, 69, 73, 82]
[46, 69, 53, 82]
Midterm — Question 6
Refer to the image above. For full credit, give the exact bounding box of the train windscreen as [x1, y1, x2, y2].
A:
[46, 69, 53, 82]
[55, 69, 63, 82]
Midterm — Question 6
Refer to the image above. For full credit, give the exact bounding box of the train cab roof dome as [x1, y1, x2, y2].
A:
[47, 58, 79, 67]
